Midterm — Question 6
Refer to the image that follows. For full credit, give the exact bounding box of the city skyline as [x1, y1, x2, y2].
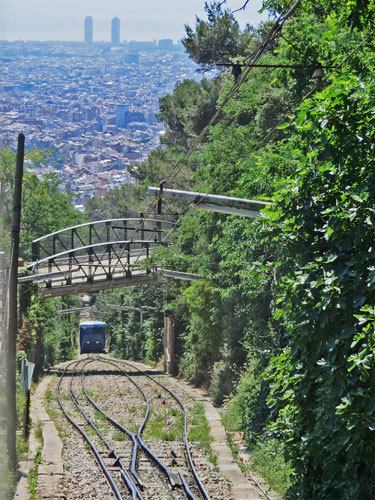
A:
[0, 39, 202, 205]
[1, 0, 268, 43]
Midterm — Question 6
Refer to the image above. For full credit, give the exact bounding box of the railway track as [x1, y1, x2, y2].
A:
[56, 356, 214, 500]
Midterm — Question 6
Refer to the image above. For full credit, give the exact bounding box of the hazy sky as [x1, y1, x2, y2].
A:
[0, 0, 268, 42]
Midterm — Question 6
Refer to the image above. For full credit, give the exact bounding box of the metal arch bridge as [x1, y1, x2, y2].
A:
[26, 217, 178, 297]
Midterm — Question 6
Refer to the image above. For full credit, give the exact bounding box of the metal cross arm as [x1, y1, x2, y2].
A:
[147, 187, 272, 218]
[107, 304, 144, 324]
[157, 269, 203, 281]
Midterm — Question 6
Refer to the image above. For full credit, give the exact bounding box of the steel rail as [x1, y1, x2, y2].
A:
[73, 359, 142, 500]
[96, 356, 182, 490]
[102, 356, 210, 500]
[116, 359, 273, 500]
[81, 358, 144, 492]
[56, 359, 126, 500]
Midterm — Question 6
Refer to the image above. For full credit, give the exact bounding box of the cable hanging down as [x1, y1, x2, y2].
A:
[157, 0, 303, 190]
[146, 0, 304, 218]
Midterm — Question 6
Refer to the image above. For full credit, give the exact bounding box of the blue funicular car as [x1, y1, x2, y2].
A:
[80, 321, 106, 354]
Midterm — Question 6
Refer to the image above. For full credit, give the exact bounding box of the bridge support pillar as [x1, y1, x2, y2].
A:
[163, 312, 176, 375]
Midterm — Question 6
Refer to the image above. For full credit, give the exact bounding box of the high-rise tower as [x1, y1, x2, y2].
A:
[111, 17, 120, 46]
[84, 16, 93, 43]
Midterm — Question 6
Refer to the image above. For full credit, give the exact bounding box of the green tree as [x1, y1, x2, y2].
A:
[96, 280, 165, 362]
[0, 148, 83, 259]
[157, 78, 221, 151]
[0, 148, 15, 252]
[183, 2, 244, 69]
[85, 183, 146, 219]
[21, 173, 83, 259]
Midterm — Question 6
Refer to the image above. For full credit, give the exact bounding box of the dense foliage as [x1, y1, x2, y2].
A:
[0, 149, 83, 370]
[266, 73, 375, 498]
[96, 281, 165, 363]
[152, 2, 375, 496]
[0, 148, 82, 259]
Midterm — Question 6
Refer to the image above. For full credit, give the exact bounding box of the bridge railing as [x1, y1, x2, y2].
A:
[30, 218, 178, 266]
[30, 239, 166, 286]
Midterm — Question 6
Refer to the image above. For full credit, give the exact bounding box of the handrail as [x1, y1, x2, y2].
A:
[28, 239, 165, 269]
[32, 218, 178, 243]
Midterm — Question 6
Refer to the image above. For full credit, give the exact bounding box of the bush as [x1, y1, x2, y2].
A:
[209, 361, 233, 405]
[226, 358, 270, 439]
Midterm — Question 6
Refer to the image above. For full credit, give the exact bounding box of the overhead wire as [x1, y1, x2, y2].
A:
[180, 18, 375, 219]
[158, 0, 303, 190]
[143, 0, 303, 221]
[154, 24, 375, 264]
[146, 0, 302, 224]
[246, 27, 375, 156]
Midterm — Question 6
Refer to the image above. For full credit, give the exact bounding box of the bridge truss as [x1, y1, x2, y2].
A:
[26, 218, 177, 297]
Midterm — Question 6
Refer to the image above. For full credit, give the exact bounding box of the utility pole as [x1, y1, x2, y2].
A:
[0, 252, 9, 484]
[7, 133, 24, 471]
[163, 308, 176, 375]
[163, 279, 176, 376]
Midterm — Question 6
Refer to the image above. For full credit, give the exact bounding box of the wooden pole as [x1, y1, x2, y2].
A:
[7, 133, 24, 471]
[163, 313, 167, 373]
[0, 253, 8, 482]
[164, 310, 176, 376]
[23, 390, 30, 440]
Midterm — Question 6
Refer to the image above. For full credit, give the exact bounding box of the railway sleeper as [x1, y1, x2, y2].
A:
[107, 465, 121, 472]
[98, 449, 112, 456]
[169, 471, 183, 488]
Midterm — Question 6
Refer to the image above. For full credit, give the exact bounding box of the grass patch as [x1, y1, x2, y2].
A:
[44, 388, 53, 404]
[129, 421, 138, 434]
[221, 381, 293, 497]
[35, 420, 43, 444]
[144, 408, 184, 441]
[188, 403, 217, 467]
[247, 437, 292, 496]
[44, 393, 71, 440]
[16, 435, 28, 461]
[94, 410, 107, 422]
[28, 445, 43, 500]
[222, 403, 291, 497]
[221, 401, 242, 432]
[84, 424, 97, 437]
[113, 431, 127, 441]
